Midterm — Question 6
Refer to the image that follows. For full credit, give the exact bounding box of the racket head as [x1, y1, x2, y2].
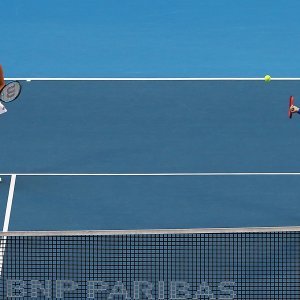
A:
[0, 81, 22, 103]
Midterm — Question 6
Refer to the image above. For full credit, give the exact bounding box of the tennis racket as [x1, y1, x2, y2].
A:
[0, 81, 22, 103]
[288, 96, 294, 119]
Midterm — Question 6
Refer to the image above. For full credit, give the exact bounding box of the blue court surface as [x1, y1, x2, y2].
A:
[2, 3, 300, 299]
[2, 1, 300, 78]
[1, 79, 300, 231]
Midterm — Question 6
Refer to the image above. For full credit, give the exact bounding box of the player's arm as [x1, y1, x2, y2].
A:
[0, 65, 5, 90]
[0, 65, 7, 115]
[290, 105, 300, 114]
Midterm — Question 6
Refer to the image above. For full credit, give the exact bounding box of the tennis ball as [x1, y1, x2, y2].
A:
[264, 75, 271, 82]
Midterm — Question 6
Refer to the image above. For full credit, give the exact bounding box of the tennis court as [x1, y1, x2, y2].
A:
[1, 79, 300, 299]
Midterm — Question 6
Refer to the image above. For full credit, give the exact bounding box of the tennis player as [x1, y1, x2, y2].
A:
[0, 66, 6, 183]
[0, 65, 7, 115]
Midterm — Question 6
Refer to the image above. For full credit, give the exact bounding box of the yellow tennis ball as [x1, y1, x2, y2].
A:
[264, 75, 271, 82]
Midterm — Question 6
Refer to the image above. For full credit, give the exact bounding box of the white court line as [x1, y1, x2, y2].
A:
[3, 175, 17, 232]
[0, 175, 17, 276]
[5, 77, 300, 81]
[1, 172, 300, 176]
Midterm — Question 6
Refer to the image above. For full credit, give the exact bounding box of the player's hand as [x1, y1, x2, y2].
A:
[290, 105, 300, 113]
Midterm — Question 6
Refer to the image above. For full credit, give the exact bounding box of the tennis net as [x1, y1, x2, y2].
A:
[0, 227, 299, 299]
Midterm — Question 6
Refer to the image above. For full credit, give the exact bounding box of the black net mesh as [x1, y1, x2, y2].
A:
[0, 231, 299, 299]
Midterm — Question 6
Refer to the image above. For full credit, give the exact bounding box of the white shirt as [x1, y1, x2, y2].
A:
[0, 102, 7, 114]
